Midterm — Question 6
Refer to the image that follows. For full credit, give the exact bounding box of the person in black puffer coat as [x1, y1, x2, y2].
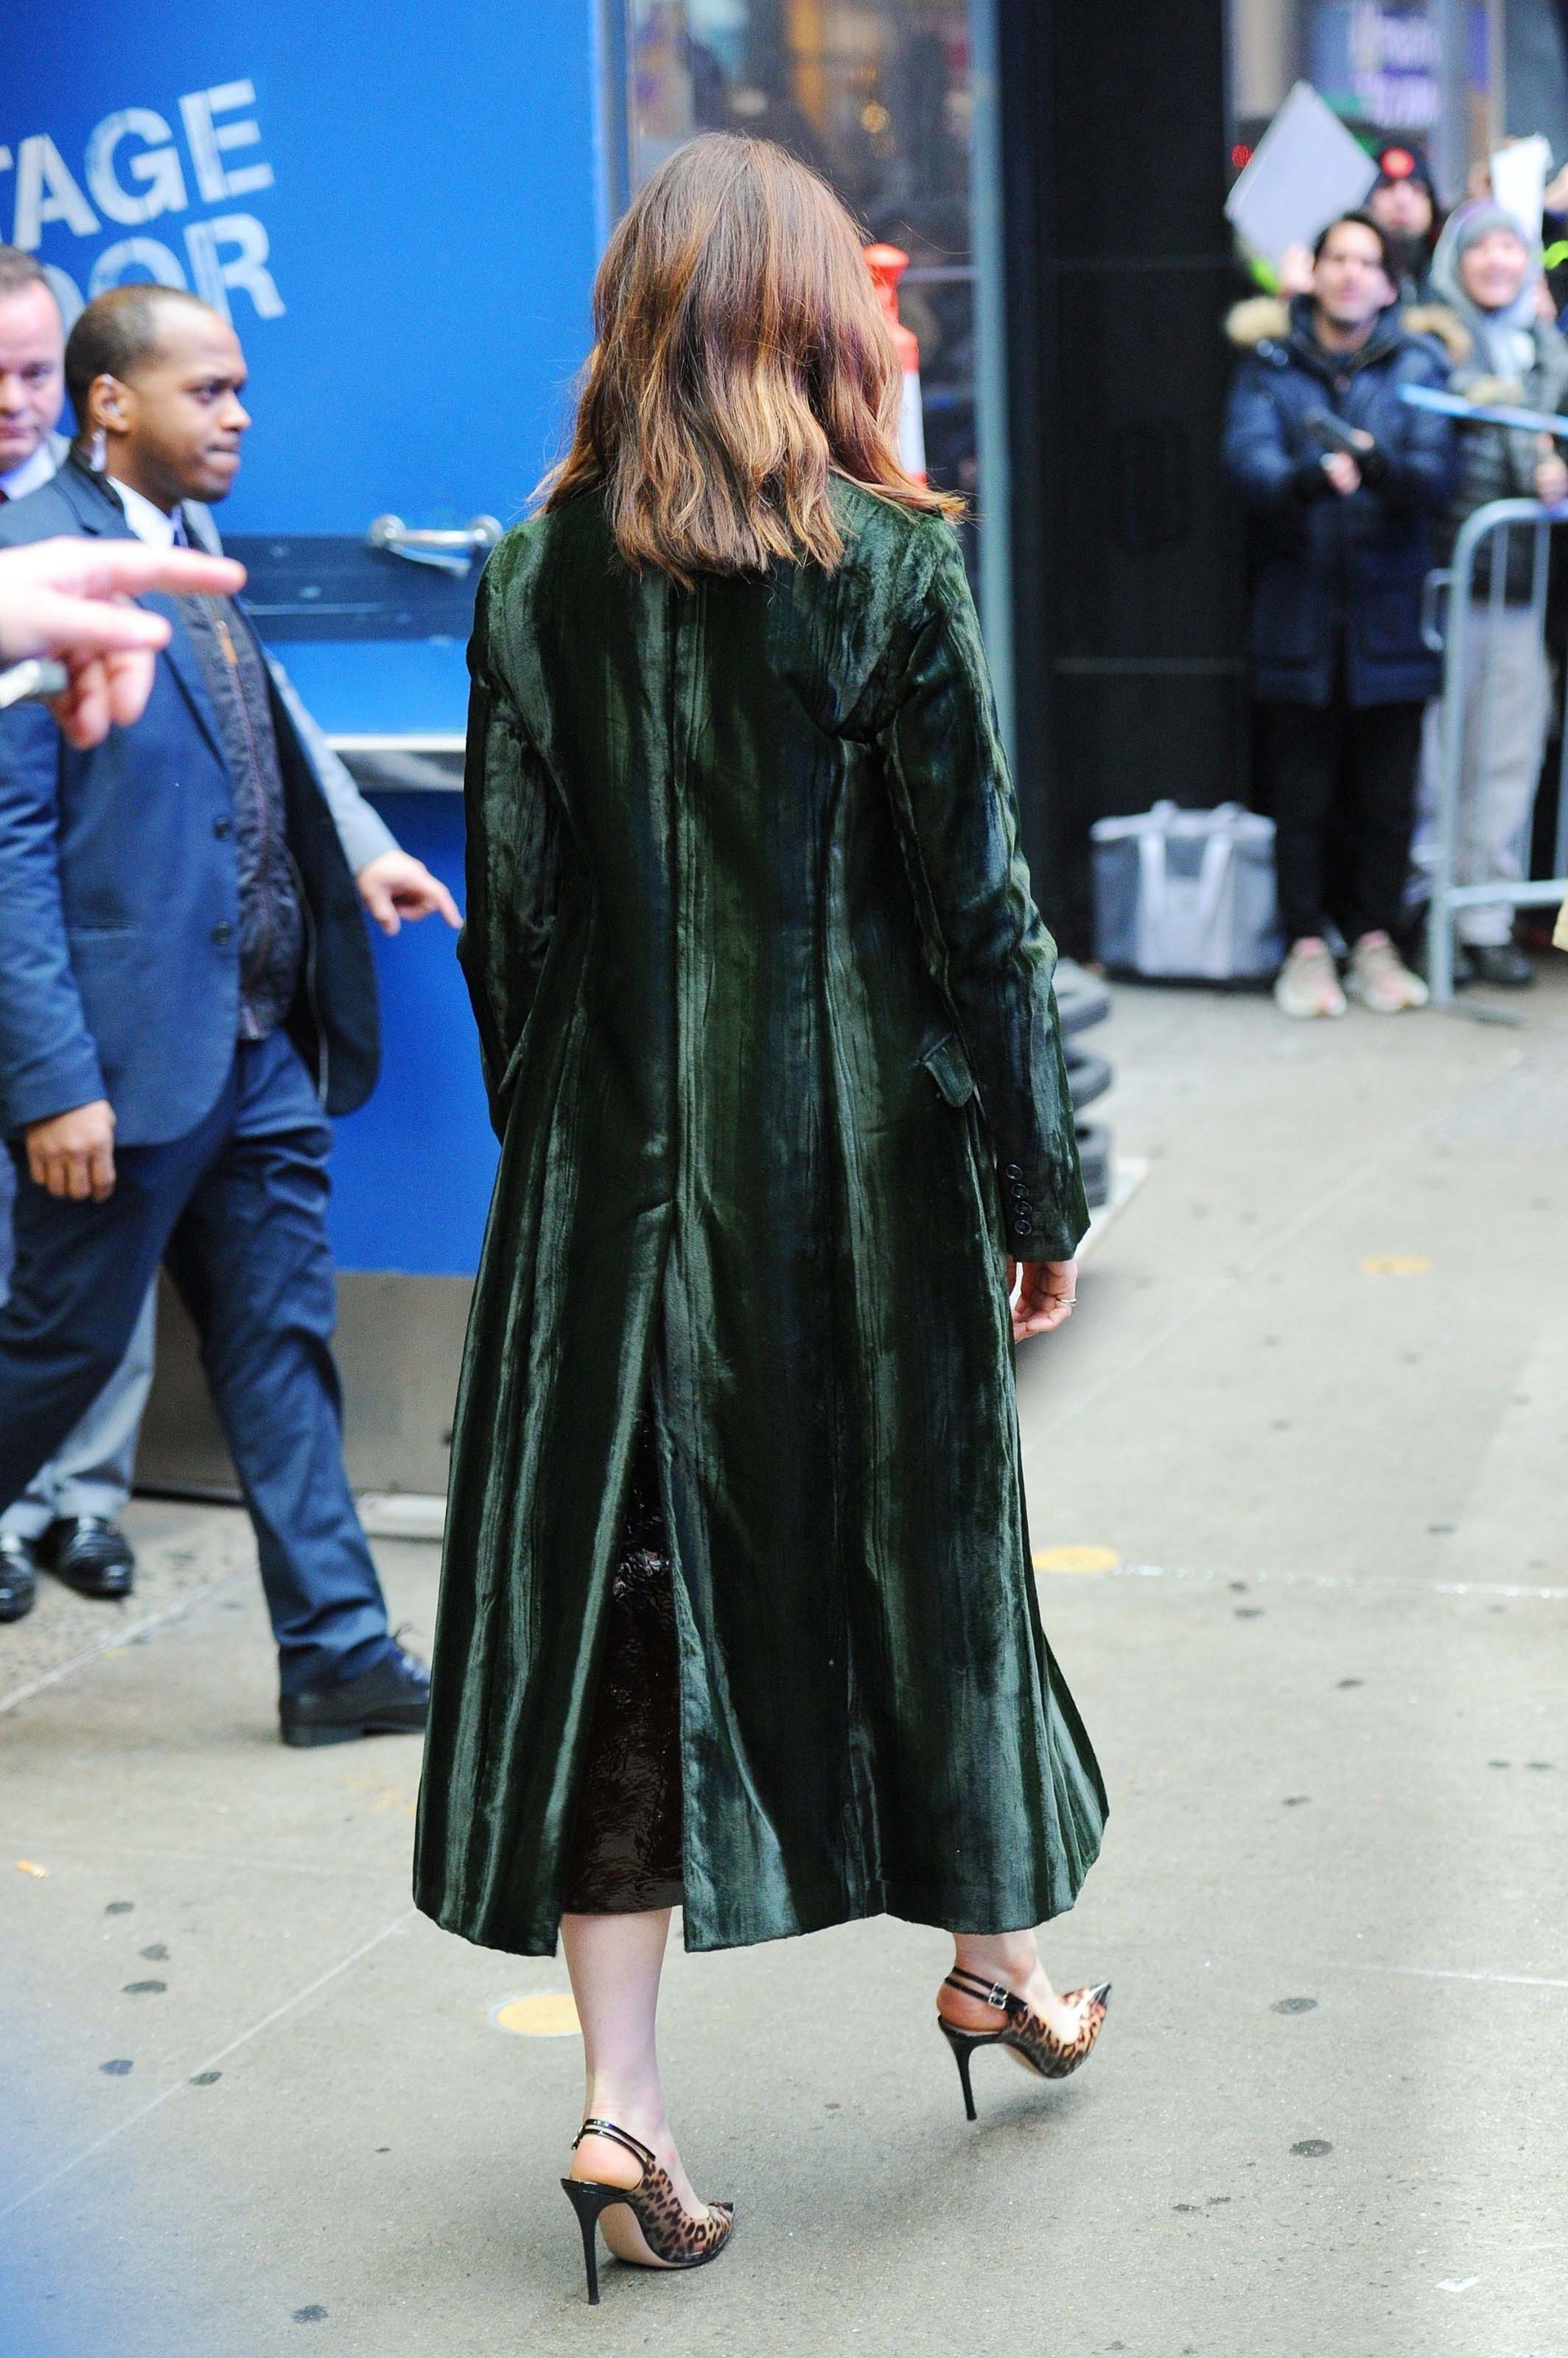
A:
[1407, 200, 1568, 988]
[1223, 211, 1457, 1019]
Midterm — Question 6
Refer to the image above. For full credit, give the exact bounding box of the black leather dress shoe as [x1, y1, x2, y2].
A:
[279, 1642, 431, 1748]
[1467, 942, 1534, 988]
[41, 1516, 135, 1600]
[0, 1533, 39, 1623]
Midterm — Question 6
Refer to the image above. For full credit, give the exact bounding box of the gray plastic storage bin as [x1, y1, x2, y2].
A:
[1091, 801, 1283, 982]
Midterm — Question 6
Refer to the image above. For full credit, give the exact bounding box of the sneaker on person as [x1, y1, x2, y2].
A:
[1465, 941, 1534, 989]
[1345, 931, 1429, 1013]
[1274, 938, 1347, 1019]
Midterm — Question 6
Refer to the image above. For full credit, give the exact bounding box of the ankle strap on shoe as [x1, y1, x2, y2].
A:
[573, 2117, 655, 2177]
[944, 1967, 1026, 2018]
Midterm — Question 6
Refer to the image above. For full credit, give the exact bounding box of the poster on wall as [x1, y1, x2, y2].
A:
[1308, 1, 1443, 132]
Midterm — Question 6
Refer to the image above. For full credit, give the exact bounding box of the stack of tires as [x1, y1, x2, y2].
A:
[1054, 960, 1113, 1211]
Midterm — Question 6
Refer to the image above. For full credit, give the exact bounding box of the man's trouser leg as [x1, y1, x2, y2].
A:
[1407, 696, 1443, 917]
[161, 1032, 392, 1697]
[1454, 604, 1550, 948]
[1340, 701, 1424, 945]
[0, 1286, 155, 1541]
[1259, 696, 1342, 944]
[0, 1121, 212, 1517]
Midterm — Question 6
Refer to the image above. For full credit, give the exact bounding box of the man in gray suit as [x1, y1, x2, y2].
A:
[0, 247, 456, 1626]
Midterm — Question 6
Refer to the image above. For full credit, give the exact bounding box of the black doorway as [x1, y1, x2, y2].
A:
[997, 0, 1245, 950]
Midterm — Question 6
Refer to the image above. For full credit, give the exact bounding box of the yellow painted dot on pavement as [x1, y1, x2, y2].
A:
[492, 1992, 581, 2037]
[14, 1860, 47, 1877]
[1360, 1255, 1432, 1276]
[1033, 1545, 1121, 1575]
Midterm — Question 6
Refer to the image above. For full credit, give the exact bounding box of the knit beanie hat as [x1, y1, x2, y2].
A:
[1373, 142, 1437, 200]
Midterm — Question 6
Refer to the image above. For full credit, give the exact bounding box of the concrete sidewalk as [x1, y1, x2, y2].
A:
[2, 968, 1564, 2358]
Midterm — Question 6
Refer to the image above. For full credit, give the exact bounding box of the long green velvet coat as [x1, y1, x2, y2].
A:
[413, 481, 1107, 1956]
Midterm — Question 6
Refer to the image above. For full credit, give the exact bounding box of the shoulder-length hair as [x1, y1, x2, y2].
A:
[542, 133, 961, 584]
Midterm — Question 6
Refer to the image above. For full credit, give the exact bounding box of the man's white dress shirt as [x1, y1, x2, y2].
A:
[105, 475, 178, 548]
[0, 441, 58, 502]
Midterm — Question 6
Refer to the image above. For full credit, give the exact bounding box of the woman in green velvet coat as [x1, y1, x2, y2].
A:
[414, 133, 1108, 2295]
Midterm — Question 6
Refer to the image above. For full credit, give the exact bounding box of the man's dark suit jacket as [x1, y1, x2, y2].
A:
[0, 461, 379, 1142]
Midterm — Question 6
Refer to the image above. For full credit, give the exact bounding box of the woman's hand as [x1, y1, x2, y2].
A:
[1007, 1256, 1079, 1340]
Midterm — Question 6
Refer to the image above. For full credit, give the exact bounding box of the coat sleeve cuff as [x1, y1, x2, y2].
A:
[993, 1152, 1091, 1263]
[326, 788, 399, 876]
[999, 1216, 1089, 1263]
[2, 1042, 108, 1138]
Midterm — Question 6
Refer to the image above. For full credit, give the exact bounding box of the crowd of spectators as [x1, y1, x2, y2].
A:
[1223, 147, 1568, 1016]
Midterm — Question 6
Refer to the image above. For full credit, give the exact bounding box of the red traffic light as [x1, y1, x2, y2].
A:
[1380, 146, 1415, 179]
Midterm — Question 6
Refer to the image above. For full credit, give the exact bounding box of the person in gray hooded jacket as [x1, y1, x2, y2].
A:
[1410, 200, 1568, 987]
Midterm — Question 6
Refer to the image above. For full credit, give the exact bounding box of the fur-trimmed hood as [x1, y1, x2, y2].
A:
[1223, 293, 1472, 365]
[1401, 303, 1471, 363]
[1224, 295, 1291, 349]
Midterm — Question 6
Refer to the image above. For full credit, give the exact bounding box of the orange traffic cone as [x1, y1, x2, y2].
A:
[864, 242, 928, 483]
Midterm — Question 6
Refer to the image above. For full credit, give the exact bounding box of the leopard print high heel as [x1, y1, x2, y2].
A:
[937, 1967, 1112, 2119]
[560, 2119, 735, 2304]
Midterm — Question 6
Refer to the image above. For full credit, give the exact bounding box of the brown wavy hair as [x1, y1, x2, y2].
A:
[542, 133, 961, 584]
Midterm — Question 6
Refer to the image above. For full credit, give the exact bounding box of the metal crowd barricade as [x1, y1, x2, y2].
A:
[1418, 497, 1568, 1004]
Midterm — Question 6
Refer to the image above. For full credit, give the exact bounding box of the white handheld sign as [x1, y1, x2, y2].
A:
[1226, 82, 1379, 266]
[1490, 135, 1552, 239]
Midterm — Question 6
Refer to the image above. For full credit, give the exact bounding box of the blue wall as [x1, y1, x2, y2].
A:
[10, 4, 601, 546]
[327, 792, 496, 1276]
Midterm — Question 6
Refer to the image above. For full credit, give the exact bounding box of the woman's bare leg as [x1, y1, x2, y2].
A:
[942, 1926, 1093, 2042]
[560, 1907, 707, 2222]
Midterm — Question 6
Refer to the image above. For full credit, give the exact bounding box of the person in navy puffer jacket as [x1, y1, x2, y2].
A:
[1224, 211, 1459, 1019]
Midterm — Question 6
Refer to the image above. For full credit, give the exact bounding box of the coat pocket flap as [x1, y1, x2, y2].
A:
[920, 1030, 977, 1108]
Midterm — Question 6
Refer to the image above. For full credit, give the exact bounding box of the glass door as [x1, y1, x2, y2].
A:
[617, 0, 1009, 699]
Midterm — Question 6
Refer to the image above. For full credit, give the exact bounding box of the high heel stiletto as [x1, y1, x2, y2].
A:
[560, 2119, 735, 2304]
[937, 1967, 1112, 2120]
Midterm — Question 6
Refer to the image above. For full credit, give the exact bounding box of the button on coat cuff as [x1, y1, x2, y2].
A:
[992, 1154, 1086, 1263]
